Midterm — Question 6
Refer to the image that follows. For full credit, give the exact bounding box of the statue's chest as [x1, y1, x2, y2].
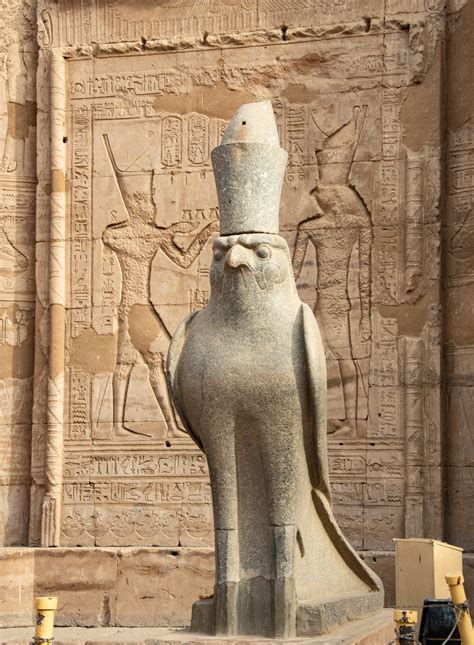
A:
[189, 321, 304, 404]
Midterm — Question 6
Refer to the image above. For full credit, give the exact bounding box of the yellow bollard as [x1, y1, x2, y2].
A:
[445, 573, 474, 645]
[34, 596, 58, 644]
[394, 609, 418, 643]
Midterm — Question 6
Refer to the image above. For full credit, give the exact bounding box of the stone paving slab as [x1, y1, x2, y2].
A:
[0, 610, 394, 644]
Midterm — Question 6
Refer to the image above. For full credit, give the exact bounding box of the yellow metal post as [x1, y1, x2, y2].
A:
[394, 609, 418, 643]
[34, 596, 58, 644]
[445, 573, 474, 645]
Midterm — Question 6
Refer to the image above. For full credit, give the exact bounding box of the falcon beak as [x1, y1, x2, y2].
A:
[226, 245, 250, 269]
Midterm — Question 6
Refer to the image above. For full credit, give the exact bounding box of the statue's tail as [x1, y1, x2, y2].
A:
[312, 488, 383, 591]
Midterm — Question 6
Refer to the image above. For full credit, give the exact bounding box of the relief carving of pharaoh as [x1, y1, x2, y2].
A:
[293, 106, 372, 435]
[101, 135, 218, 439]
[0, 35, 36, 175]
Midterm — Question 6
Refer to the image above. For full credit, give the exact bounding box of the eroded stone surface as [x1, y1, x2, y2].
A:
[0, 547, 214, 628]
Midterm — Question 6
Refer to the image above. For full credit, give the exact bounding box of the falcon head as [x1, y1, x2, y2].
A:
[210, 233, 291, 293]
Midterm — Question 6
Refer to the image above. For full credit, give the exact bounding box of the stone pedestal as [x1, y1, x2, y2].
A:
[192, 591, 384, 638]
[0, 610, 394, 644]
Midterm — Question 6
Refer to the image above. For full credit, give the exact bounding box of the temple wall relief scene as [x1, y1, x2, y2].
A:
[0, 0, 473, 633]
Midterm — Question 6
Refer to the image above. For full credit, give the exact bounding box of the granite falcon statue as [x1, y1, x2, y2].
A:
[166, 100, 382, 638]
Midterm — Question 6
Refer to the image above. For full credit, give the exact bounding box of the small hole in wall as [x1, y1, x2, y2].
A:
[369, 442, 375, 447]
[63, 136, 68, 143]
[242, 121, 246, 125]
[165, 440, 171, 448]
[373, 556, 377, 563]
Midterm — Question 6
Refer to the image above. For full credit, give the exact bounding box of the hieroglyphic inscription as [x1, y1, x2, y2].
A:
[286, 105, 307, 169]
[69, 368, 90, 441]
[63, 480, 211, 506]
[63, 451, 208, 478]
[402, 336, 425, 537]
[161, 116, 182, 167]
[62, 449, 212, 546]
[369, 314, 401, 439]
[0, 182, 35, 301]
[377, 88, 403, 304]
[328, 439, 404, 547]
[188, 114, 210, 165]
[0, 306, 32, 345]
[70, 103, 92, 336]
[447, 120, 474, 287]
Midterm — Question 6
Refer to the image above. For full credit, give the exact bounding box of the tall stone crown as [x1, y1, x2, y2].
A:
[211, 100, 288, 236]
[316, 105, 367, 185]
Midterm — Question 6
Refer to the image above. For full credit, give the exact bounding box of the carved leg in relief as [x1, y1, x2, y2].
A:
[112, 361, 135, 437]
[339, 358, 357, 420]
[112, 323, 147, 437]
[147, 351, 184, 438]
[355, 357, 369, 420]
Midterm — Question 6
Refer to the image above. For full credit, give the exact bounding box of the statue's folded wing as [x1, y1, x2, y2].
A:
[165, 311, 204, 451]
[301, 302, 383, 592]
[301, 302, 331, 502]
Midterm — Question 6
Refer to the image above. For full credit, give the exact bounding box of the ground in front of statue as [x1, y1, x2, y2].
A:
[0, 609, 393, 644]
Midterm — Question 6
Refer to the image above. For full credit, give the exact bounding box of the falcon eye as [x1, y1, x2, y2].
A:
[213, 248, 224, 261]
[255, 244, 271, 260]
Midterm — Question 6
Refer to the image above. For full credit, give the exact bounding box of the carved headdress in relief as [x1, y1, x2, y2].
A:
[211, 100, 287, 235]
[315, 105, 367, 185]
[103, 134, 156, 219]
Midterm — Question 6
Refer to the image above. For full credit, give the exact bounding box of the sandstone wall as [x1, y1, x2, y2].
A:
[0, 0, 36, 546]
[444, 0, 474, 553]
[0, 0, 471, 587]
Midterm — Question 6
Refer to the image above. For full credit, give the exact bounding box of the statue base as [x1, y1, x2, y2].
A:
[191, 590, 384, 638]
[0, 609, 393, 644]
[0, 609, 395, 645]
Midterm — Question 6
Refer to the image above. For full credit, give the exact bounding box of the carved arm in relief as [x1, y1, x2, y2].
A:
[358, 224, 372, 341]
[101, 220, 131, 254]
[159, 219, 219, 269]
[292, 221, 311, 281]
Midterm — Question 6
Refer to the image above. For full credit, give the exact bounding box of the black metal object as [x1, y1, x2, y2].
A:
[398, 623, 417, 643]
[419, 599, 461, 644]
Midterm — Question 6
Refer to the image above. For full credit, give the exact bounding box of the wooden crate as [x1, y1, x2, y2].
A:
[395, 538, 463, 610]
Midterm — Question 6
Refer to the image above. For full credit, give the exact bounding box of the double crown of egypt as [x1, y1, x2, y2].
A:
[166, 100, 382, 639]
[212, 100, 286, 235]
